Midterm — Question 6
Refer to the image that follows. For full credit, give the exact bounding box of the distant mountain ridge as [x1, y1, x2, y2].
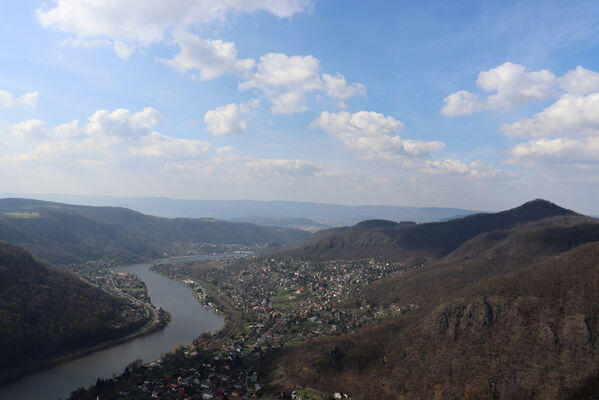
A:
[0, 193, 478, 225]
[283, 199, 579, 260]
[0, 198, 309, 264]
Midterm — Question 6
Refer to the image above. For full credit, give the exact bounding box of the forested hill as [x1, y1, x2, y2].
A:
[0, 242, 134, 381]
[282, 199, 579, 260]
[0, 198, 309, 264]
[267, 203, 599, 399]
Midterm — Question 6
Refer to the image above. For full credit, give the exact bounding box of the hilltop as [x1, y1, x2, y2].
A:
[0, 198, 309, 265]
[263, 202, 599, 399]
[283, 199, 578, 260]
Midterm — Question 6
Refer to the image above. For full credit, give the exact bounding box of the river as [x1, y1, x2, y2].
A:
[0, 258, 225, 400]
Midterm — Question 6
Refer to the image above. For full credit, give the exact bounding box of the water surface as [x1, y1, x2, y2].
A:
[0, 259, 224, 400]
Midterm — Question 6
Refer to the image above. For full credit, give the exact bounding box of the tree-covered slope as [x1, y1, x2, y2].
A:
[0, 242, 138, 381]
[265, 208, 599, 399]
[0, 198, 309, 264]
[283, 199, 578, 260]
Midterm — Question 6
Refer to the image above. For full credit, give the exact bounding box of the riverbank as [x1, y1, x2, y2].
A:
[150, 262, 243, 338]
[0, 302, 169, 387]
[0, 260, 223, 400]
[0, 261, 173, 387]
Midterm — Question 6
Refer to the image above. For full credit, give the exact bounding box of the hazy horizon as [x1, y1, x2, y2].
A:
[2, 1, 599, 214]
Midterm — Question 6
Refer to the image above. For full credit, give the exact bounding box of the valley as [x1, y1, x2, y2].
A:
[43, 199, 599, 399]
[1, 199, 599, 399]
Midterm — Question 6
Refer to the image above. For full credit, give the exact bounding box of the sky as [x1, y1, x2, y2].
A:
[1, 1, 599, 213]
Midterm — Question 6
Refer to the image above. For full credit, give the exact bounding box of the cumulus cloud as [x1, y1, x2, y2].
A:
[11, 120, 47, 138]
[270, 91, 307, 114]
[1, 107, 213, 168]
[442, 62, 557, 116]
[420, 159, 504, 178]
[245, 158, 322, 177]
[0, 90, 14, 107]
[86, 107, 162, 137]
[0, 89, 39, 108]
[240, 53, 365, 114]
[498, 67, 599, 168]
[240, 53, 321, 90]
[239, 53, 320, 114]
[159, 30, 255, 80]
[311, 110, 444, 162]
[311, 110, 404, 138]
[17, 91, 39, 108]
[322, 73, 366, 100]
[501, 93, 599, 138]
[37, 0, 312, 54]
[559, 66, 599, 95]
[204, 100, 259, 136]
[507, 137, 599, 166]
[440, 90, 484, 117]
[477, 62, 556, 108]
[133, 132, 211, 159]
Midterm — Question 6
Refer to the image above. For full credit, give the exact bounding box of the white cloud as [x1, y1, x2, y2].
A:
[420, 159, 504, 177]
[312, 110, 405, 138]
[133, 132, 211, 159]
[204, 100, 258, 136]
[159, 30, 254, 79]
[50, 120, 81, 139]
[1, 107, 211, 167]
[240, 53, 365, 114]
[11, 120, 47, 138]
[476, 62, 556, 108]
[441, 90, 484, 117]
[501, 93, 599, 138]
[17, 91, 39, 108]
[38, 0, 312, 55]
[311, 110, 444, 162]
[0, 90, 39, 108]
[559, 66, 599, 95]
[240, 53, 321, 90]
[270, 91, 307, 114]
[113, 41, 134, 59]
[442, 62, 557, 116]
[245, 158, 322, 177]
[508, 137, 599, 166]
[86, 107, 162, 137]
[0, 90, 15, 107]
[420, 159, 469, 175]
[322, 73, 366, 100]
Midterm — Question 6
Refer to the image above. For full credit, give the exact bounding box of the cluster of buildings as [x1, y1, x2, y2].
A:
[195, 257, 413, 344]
[70, 256, 420, 399]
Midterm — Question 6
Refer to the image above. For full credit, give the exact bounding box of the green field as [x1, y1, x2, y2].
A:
[2, 211, 40, 219]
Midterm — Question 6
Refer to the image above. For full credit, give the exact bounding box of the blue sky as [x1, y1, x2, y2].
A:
[1, 1, 599, 213]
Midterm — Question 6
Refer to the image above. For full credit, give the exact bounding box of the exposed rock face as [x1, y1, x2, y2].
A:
[424, 296, 595, 354]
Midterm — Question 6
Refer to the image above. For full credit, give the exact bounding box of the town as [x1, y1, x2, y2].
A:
[66, 255, 422, 399]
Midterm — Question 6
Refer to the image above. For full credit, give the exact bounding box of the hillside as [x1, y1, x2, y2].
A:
[1, 194, 478, 224]
[0, 198, 309, 264]
[58, 200, 599, 400]
[283, 199, 578, 260]
[264, 204, 599, 399]
[0, 242, 141, 382]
